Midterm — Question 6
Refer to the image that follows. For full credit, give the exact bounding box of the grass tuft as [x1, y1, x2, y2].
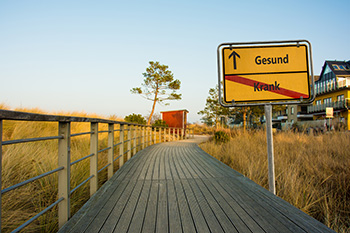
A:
[200, 129, 350, 232]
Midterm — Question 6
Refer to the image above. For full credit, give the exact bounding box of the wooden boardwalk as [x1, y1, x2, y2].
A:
[59, 136, 334, 233]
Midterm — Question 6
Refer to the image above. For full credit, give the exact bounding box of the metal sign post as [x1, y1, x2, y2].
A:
[264, 104, 275, 194]
[217, 40, 315, 195]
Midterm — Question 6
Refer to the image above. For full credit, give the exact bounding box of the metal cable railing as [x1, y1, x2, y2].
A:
[0, 109, 193, 232]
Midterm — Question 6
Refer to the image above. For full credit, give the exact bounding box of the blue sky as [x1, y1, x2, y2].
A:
[1, 0, 349, 123]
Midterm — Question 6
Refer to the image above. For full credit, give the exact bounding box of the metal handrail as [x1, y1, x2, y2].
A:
[12, 197, 64, 233]
[71, 131, 93, 137]
[3, 136, 63, 145]
[0, 109, 194, 232]
[1, 166, 64, 194]
[70, 153, 95, 166]
[70, 175, 94, 195]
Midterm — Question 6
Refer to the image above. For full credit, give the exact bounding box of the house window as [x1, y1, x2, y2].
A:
[291, 107, 294, 115]
[324, 97, 332, 106]
[332, 65, 339, 70]
[337, 95, 345, 102]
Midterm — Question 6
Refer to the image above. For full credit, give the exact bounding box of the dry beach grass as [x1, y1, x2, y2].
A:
[200, 129, 350, 232]
[1, 106, 123, 232]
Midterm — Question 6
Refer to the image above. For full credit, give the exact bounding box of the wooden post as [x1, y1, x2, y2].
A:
[142, 126, 145, 149]
[58, 122, 71, 228]
[168, 128, 170, 142]
[138, 126, 142, 150]
[149, 126, 152, 146]
[107, 123, 114, 180]
[133, 125, 137, 155]
[159, 127, 161, 143]
[153, 127, 156, 144]
[119, 124, 124, 167]
[173, 128, 175, 141]
[127, 125, 131, 160]
[265, 104, 276, 195]
[0, 120, 3, 231]
[90, 123, 98, 196]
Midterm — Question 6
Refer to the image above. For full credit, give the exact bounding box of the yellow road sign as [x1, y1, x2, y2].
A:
[218, 41, 313, 104]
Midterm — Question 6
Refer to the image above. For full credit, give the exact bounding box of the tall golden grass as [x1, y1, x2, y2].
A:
[200, 129, 350, 232]
[1, 106, 125, 232]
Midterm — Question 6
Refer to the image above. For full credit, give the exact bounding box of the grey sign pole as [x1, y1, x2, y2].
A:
[265, 104, 276, 194]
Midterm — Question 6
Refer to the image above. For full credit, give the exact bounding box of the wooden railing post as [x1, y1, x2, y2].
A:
[119, 124, 124, 167]
[108, 123, 114, 180]
[90, 122, 98, 196]
[142, 126, 145, 149]
[127, 125, 131, 160]
[168, 128, 170, 142]
[153, 127, 156, 144]
[138, 126, 141, 151]
[173, 128, 175, 141]
[58, 122, 71, 228]
[133, 125, 137, 155]
[0, 120, 2, 231]
[149, 126, 152, 146]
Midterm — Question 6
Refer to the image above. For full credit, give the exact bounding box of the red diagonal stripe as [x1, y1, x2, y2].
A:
[225, 75, 309, 99]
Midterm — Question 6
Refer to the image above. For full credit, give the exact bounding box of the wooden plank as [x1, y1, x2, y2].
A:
[179, 148, 212, 179]
[200, 178, 253, 232]
[218, 178, 293, 233]
[173, 180, 196, 233]
[152, 147, 161, 180]
[155, 180, 168, 233]
[175, 147, 194, 179]
[194, 178, 239, 233]
[138, 148, 157, 181]
[82, 180, 130, 233]
[181, 179, 210, 233]
[66, 148, 148, 232]
[158, 151, 165, 180]
[167, 180, 182, 233]
[232, 176, 334, 233]
[60, 138, 335, 233]
[188, 179, 224, 233]
[98, 150, 156, 232]
[208, 178, 265, 233]
[168, 149, 180, 180]
[144, 146, 158, 180]
[127, 180, 152, 233]
[164, 147, 172, 180]
[142, 181, 159, 232]
[111, 180, 145, 233]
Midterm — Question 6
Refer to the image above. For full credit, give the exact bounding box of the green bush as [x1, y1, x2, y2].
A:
[124, 113, 146, 125]
[152, 119, 168, 128]
[214, 130, 230, 143]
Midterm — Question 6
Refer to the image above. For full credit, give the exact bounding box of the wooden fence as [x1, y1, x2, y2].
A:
[0, 110, 194, 232]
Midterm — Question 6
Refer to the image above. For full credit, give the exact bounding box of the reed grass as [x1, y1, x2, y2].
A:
[1, 107, 124, 232]
[200, 129, 350, 232]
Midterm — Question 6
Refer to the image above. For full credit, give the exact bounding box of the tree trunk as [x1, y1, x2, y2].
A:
[147, 91, 158, 125]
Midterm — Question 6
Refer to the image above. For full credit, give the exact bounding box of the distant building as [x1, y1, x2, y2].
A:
[307, 60, 350, 130]
[161, 109, 189, 132]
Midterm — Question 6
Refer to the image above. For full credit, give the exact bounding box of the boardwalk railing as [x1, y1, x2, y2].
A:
[0, 109, 194, 232]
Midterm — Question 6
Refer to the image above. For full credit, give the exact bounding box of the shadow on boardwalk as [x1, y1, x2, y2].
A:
[59, 136, 334, 233]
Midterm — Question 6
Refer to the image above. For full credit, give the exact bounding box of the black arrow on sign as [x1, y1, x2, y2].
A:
[228, 51, 240, 70]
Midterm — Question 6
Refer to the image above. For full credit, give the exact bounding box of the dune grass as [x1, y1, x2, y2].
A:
[1, 107, 125, 232]
[200, 129, 350, 232]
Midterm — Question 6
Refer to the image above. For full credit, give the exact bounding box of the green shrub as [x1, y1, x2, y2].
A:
[124, 113, 146, 125]
[214, 130, 230, 143]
